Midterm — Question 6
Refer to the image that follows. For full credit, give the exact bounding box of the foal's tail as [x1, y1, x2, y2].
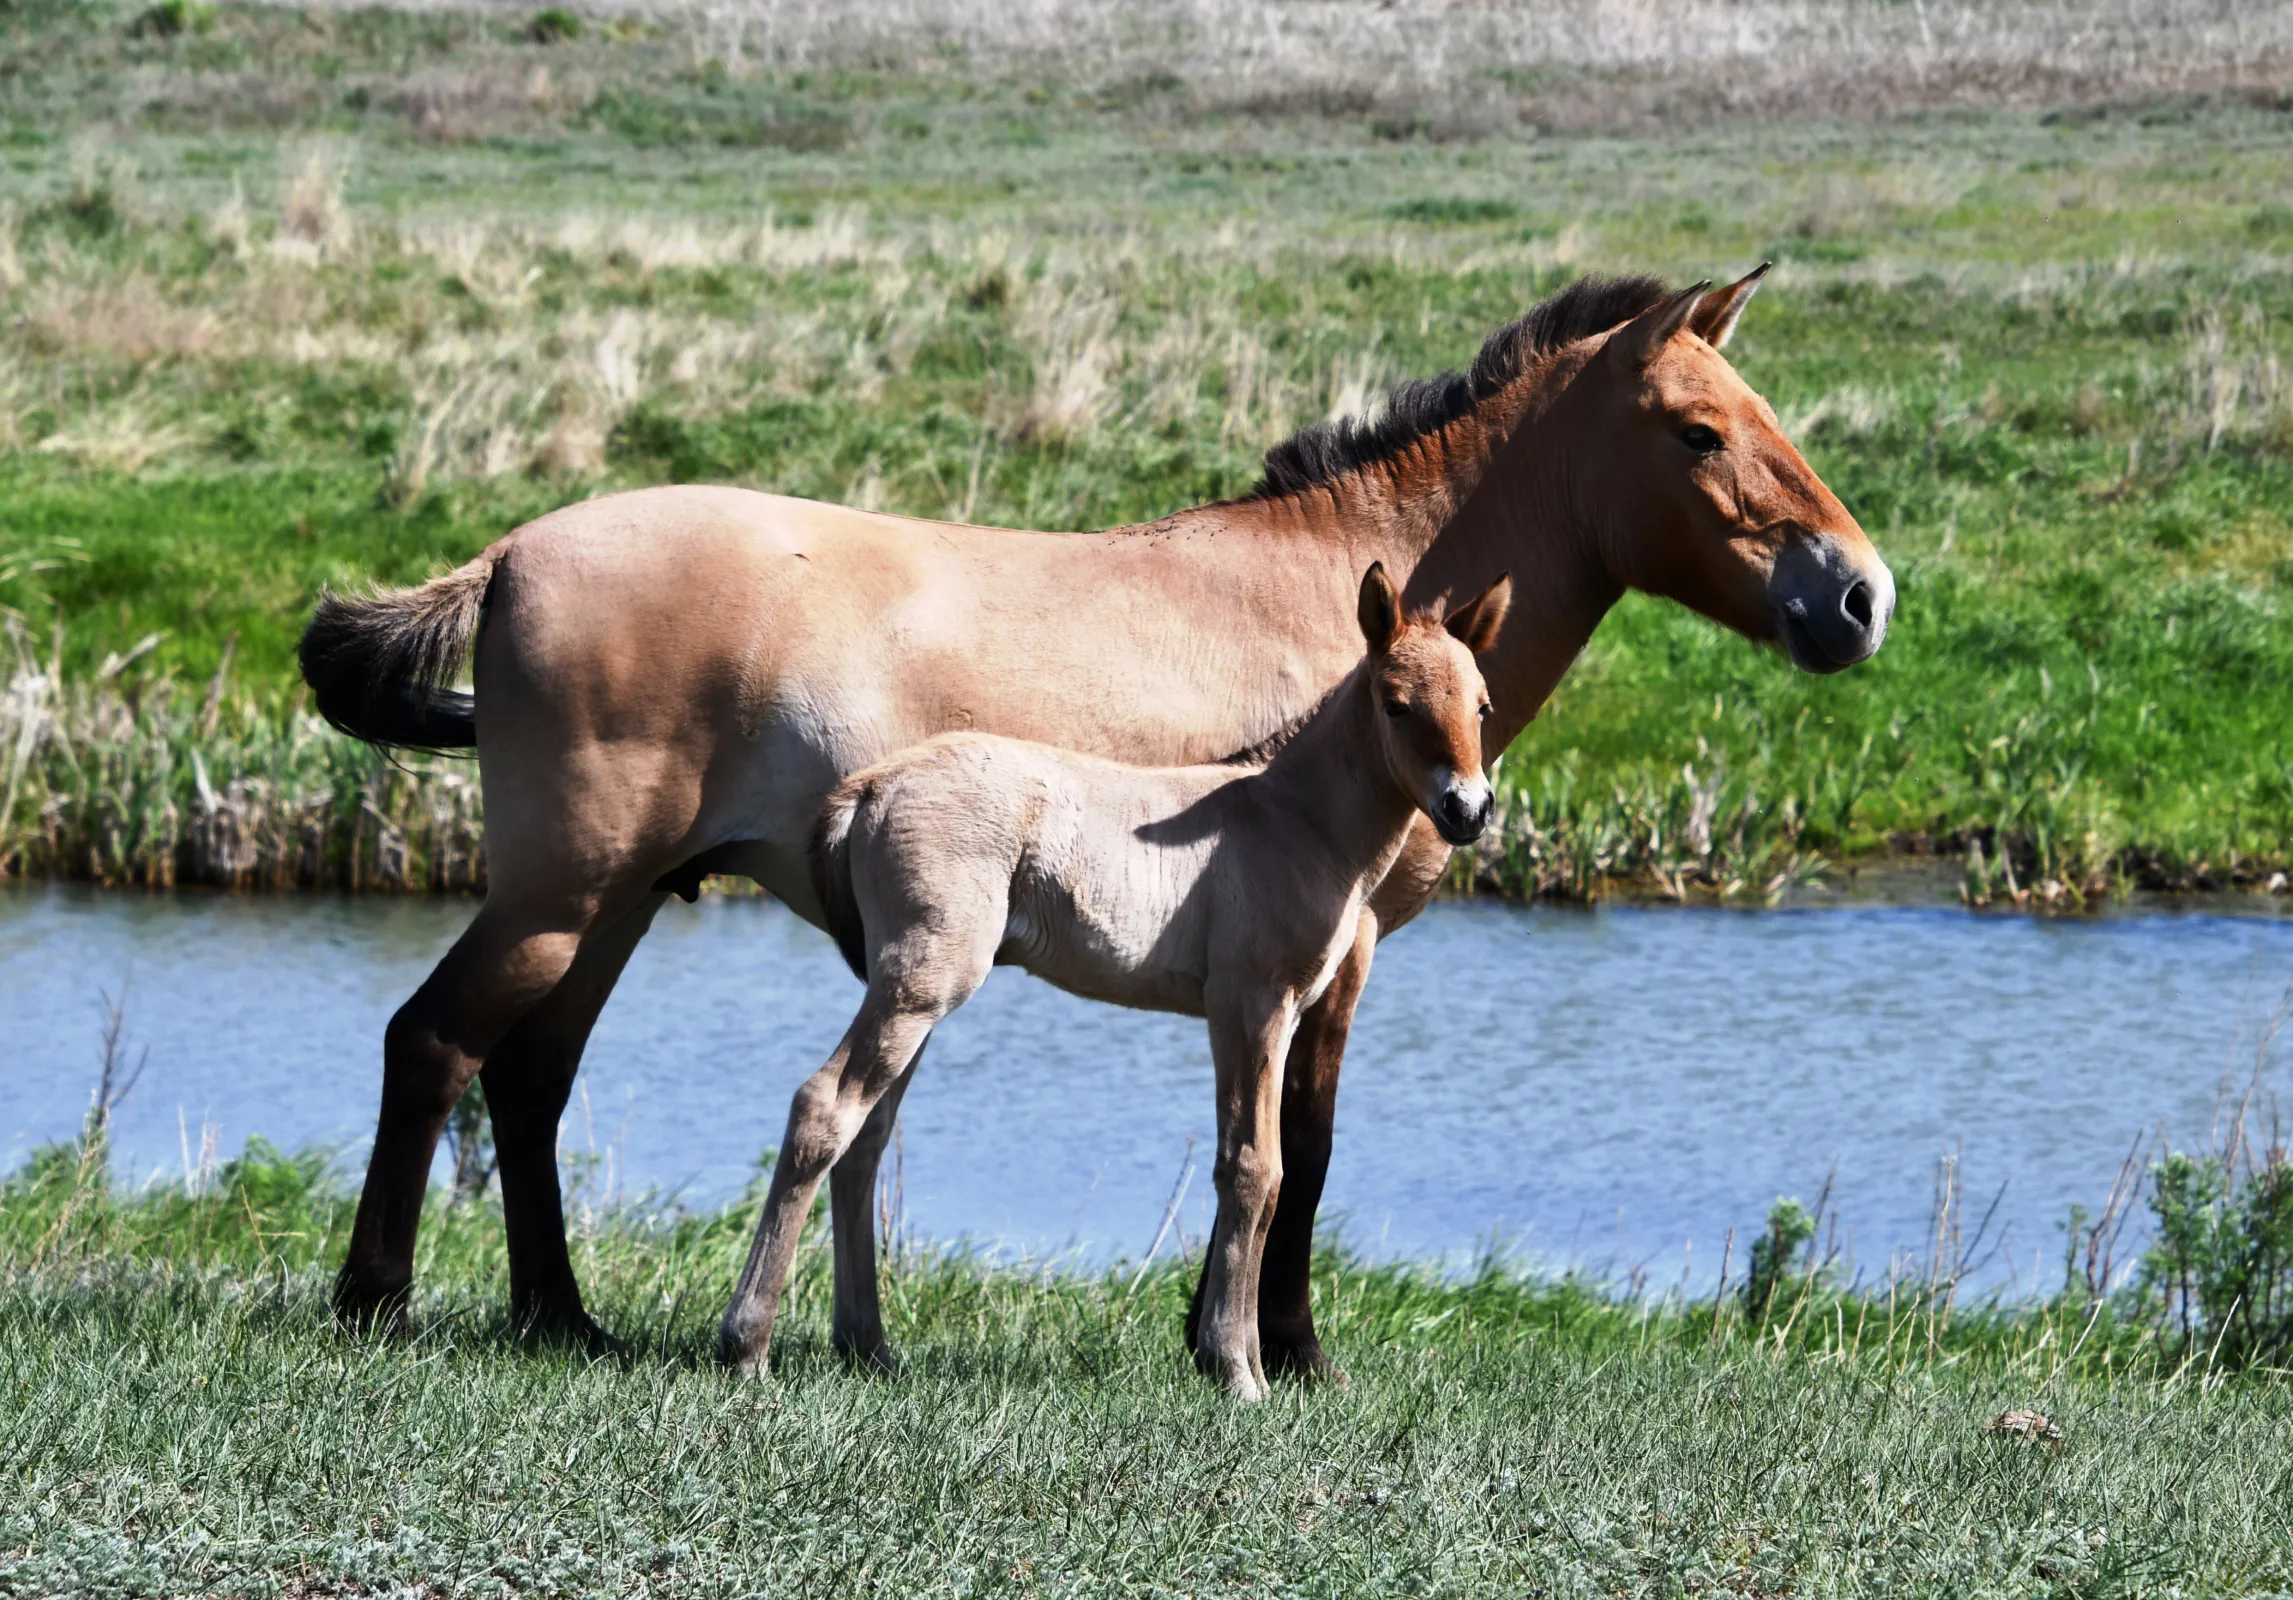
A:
[298, 542, 505, 751]
[808, 781, 870, 981]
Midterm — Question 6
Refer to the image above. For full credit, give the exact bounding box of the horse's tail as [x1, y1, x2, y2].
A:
[808, 780, 870, 981]
[298, 541, 505, 751]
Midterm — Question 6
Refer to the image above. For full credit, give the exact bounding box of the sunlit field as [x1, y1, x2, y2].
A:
[3, 0, 2292, 899]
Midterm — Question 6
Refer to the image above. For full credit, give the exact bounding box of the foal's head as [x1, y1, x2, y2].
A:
[1357, 562, 1511, 846]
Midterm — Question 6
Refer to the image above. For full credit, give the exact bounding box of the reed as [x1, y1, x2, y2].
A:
[0, 621, 483, 891]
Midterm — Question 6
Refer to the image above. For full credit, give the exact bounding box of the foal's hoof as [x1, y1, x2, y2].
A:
[1193, 1344, 1267, 1404]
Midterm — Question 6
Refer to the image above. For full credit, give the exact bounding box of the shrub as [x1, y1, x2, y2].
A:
[2136, 1146, 2293, 1370]
[1743, 1195, 1819, 1321]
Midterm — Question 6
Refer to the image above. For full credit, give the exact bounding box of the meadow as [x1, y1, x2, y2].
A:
[5, 1126, 2292, 1597]
[1, 0, 2291, 899]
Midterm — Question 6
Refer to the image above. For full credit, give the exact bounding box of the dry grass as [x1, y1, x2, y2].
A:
[0, 174, 1504, 485]
[341, 0, 2293, 129]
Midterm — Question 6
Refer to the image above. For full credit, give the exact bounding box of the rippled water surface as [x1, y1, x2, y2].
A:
[5, 886, 2290, 1289]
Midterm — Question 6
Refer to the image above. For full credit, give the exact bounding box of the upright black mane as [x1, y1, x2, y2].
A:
[1245, 273, 1670, 502]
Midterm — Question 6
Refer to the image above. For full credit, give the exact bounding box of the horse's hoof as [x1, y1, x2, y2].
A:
[1223, 1367, 1267, 1404]
[332, 1277, 413, 1340]
[520, 1308, 629, 1360]
[1265, 1339, 1348, 1389]
[834, 1336, 902, 1377]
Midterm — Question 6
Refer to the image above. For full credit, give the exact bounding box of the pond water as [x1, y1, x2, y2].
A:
[4, 885, 2290, 1294]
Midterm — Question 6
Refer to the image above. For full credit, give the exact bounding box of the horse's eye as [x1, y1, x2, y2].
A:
[1382, 698, 1409, 719]
[1680, 424, 1724, 454]
[1478, 704, 1492, 719]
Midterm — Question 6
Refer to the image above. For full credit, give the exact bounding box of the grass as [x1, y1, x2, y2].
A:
[7, 1133, 2293, 1596]
[3, 1, 2293, 900]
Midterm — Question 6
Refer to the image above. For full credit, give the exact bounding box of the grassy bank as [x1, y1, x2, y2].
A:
[2, 0, 2292, 900]
[6, 1132, 2292, 1596]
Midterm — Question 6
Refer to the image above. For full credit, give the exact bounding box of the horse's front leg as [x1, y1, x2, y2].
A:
[1194, 987, 1298, 1402]
[1190, 910, 1376, 1386]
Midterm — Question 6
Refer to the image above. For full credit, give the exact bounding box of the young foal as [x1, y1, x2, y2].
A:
[719, 564, 1510, 1398]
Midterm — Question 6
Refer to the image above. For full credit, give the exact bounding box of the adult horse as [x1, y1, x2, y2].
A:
[303, 268, 1893, 1378]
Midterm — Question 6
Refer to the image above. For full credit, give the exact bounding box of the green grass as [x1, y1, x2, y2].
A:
[8, 1141, 2292, 1596]
[2, 2, 2292, 897]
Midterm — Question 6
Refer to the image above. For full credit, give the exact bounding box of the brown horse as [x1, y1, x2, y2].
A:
[301, 267, 1892, 1375]
[721, 564, 1508, 1396]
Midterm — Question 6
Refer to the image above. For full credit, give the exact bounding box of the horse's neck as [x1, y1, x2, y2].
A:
[1257, 670, 1421, 878]
[1213, 354, 1622, 753]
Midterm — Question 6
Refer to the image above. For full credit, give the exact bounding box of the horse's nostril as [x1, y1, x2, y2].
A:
[1841, 579, 1874, 631]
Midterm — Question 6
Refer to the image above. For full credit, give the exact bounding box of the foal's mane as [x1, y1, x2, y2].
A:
[1244, 273, 1669, 502]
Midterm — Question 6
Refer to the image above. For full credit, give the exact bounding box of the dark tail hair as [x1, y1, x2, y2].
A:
[808, 782, 869, 981]
[298, 546, 501, 750]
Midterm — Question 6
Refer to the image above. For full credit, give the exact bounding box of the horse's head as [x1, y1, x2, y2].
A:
[1574, 266, 1893, 673]
[1357, 562, 1511, 846]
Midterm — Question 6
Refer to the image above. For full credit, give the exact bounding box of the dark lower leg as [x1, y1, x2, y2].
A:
[333, 908, 589, 1335]
[335, 1009, 480, 1332]
[1259, 921, 1373, 1380]
[483, 898, 662, 1345]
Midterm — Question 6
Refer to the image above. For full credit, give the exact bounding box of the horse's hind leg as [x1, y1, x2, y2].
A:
[333, 891, 625, 1334]
[481, 894, 668, 1348]
[720, 901, 997, 1377]
[827, 1040, 925, 1371]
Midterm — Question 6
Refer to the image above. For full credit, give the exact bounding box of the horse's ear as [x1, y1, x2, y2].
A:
[1690, 262, 1771, 350]
[1609, 281, 1711, 370]
[1358, 562, 1400, 654]
[1445, 572, 1511, 654]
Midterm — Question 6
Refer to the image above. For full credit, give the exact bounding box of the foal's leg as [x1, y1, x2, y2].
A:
[334, 891, 622, 1333]
[1187, 912, 1375, 1386]
[719, 892, 997, 1378]
[480, 893, 668, 1349]
[827, 1042, 924, 1371]
[1193, 987, 1299, 1403]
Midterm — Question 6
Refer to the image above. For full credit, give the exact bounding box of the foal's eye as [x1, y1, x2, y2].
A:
[1478, 704, 1492, 720]
[1680, 423, 1724, 454]
[1382, 698, 1409, 719]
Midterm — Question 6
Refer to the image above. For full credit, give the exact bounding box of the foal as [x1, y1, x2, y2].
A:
[718, 563, 1510, 1398]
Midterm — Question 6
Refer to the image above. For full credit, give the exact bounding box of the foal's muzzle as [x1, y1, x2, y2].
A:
[1433, 781, 1492, 847]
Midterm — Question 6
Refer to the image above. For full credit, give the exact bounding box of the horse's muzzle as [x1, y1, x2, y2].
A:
[1773, 535, 1894, 674]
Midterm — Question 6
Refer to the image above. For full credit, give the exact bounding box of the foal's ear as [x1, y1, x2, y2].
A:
[1444, 572, 1512, 654]
[1690, 262, 1771, 351]
[1609, 281, 1711, 370]
[1358, 562, 1400, 653]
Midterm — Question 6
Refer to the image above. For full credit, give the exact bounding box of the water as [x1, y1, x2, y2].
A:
[5, 885, 2290, 1292]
